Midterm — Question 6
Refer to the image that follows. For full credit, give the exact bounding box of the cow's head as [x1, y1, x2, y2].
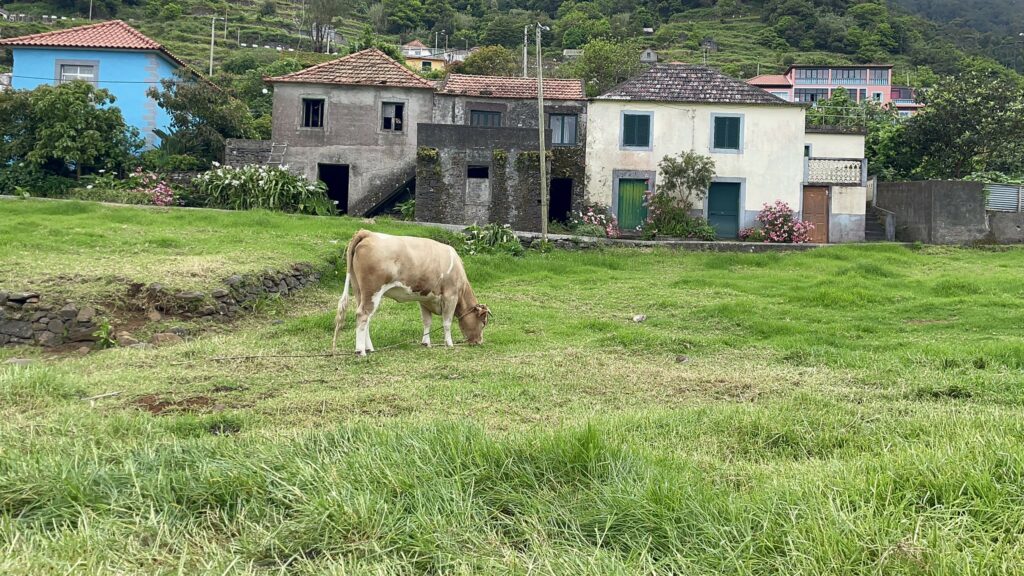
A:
[459, 304, 490, 345]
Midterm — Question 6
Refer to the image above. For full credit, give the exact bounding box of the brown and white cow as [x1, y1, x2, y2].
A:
[332, 230, 490, 355]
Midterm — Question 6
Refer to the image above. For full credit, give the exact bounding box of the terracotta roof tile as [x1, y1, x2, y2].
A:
[597, 64, 796, 106]
[265, 48, 435, 89]
[0, 20, 185, 67]
[747, 74, 792, 87]
[403, 39, 428, 48]
[439, 74, 584, 100]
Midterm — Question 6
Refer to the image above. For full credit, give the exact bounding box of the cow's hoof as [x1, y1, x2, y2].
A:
[355, 351, 367, 357]
[421, 342, 431, 348]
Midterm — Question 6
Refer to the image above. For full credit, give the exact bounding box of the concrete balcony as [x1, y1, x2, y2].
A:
[804, 157, 867, 186]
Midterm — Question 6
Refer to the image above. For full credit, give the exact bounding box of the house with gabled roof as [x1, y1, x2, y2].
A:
[0, 20, 189, 147]
[265, 48, 436, 215]
[588, 63, 868, 242]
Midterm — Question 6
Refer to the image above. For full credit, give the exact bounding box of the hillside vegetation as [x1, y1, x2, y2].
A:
[1, 0, 1021, 85]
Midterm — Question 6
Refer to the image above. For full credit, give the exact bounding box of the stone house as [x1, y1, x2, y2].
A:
[416, 74, 587, 231]
[264, 48, 436, 215]
[587, 63, 868, 242]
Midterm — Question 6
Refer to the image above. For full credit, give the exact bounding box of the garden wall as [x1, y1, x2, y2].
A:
[875, 181, 991, 244]
[224, 139, 272, 167]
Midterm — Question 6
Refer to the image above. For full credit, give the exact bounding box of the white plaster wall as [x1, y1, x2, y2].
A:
[585, 100, 806, 223]
[832, 185, 867, 215]
[804, 132, 865, 159]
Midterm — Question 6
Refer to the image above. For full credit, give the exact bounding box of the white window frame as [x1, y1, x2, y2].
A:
[710, 112, 744, 155]
[55, 59, 99, 85]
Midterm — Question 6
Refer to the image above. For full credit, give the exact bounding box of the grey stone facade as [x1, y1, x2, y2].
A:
[876, 181, 990, 244]
[270, 83, 434, 215]
[415, 125, 548, 231]
[224, 139, 272, 167]
[417, 94, 588, 231]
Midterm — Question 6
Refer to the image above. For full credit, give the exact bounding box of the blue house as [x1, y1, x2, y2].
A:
[0, 20, 187, 148]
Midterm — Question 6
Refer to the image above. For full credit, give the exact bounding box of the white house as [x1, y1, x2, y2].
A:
[585, 63, 867, 242]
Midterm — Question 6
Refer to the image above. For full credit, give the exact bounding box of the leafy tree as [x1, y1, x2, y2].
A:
[383, 0, 425, 33]
[458, 45, 520, 76]
[147, 72, 256, 164]
[900, 67, 1024, 179]
[306, 0, 357, 52]
[0, 82, 141, 179]
[657, 150, 716, 211]
[557, 7, 612, 49]
[560, 39, 644, 97]
[345, 27, 405, 62]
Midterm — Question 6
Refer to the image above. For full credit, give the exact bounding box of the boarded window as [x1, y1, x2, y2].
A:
[302, 98, 325, 128]
[550, 114, 578, 146]
[622, 113, 650, 148]
[712, 116, 741, 151]
[470, 110, 501, 127]
[382, 102, 404, 132]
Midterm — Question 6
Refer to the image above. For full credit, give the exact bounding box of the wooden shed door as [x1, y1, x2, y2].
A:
[802, 186, 829, 243]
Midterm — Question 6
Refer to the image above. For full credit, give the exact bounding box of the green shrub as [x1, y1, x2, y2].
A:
[463, 223, 524, 256]
[68, 187, 153, 205]
[192, 164, 334, 215]
[0, 166, 75, 198]
[397, 198, 416, 221]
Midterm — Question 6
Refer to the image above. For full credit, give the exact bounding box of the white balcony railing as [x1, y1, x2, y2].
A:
[804, 158, 867, 186]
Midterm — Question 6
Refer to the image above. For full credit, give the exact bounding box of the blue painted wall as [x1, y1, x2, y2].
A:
[11, 47, 179, 148]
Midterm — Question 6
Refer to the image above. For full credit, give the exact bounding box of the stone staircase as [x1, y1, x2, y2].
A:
[864, 202, 890, 242]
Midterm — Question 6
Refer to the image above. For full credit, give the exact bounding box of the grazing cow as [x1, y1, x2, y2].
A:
[332, 230, 490, 355]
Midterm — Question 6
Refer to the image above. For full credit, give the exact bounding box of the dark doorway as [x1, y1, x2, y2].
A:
[318, 163, 349, 214]
[550, 178, 573, 223]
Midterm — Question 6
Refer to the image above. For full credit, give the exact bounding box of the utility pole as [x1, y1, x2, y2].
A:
[88, 0, 93, 20]
[536, 23, 549, 240]
[523, 25, 529, 77]
[209, 17, 216, 76]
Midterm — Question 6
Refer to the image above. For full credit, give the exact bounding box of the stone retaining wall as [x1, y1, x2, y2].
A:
[139, 263, 322, 318]
[0, 292, 101, 347]
[1, 262, 323, 348]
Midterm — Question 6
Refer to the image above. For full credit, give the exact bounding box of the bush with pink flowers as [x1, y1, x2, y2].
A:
[754, 201, 815, 243]
[569, 205, 621, 238]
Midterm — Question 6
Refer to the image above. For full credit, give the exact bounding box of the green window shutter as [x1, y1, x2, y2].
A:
[623, 114, 637, 146]
[637, 115, 650, 147]
[623, 114, 649, 148]
[714, 117, 741, 150]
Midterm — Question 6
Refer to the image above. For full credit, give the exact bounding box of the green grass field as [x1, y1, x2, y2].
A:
[3, 201, 1024, 574]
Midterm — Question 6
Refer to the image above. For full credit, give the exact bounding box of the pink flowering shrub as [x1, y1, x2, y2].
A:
[569, 205, 621, 238]
[755, 200, 815, 243]
[130, 168, 176, 206]
[739, 227, 766, 242]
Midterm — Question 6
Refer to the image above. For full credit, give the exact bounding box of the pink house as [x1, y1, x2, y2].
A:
[748, 65, 923, 117]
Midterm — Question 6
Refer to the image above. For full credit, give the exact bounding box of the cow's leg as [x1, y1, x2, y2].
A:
[420, 304, 433, 347]
[354, 292, 376, 356]
[442, 297, 457, 348]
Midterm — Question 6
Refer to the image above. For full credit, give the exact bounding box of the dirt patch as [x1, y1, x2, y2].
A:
[133, 394, 218, 414]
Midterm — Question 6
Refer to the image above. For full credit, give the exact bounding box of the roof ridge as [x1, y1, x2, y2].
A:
[0, 19, 158, 48]
[266, 47, 435, 89]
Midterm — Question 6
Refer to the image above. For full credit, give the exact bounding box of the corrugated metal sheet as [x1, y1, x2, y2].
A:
[985, 184, 1021, 212]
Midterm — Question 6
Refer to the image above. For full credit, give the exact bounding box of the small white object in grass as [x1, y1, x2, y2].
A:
[632, 314, 647, 323]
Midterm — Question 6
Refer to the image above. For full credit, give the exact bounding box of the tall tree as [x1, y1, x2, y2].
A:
[457, 45, 521, 76]
[560, 39, 644, 97]
[306, 0, 356, 53]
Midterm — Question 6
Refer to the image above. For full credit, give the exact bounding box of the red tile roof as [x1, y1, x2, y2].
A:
[403, 39, 428, 49]
[598, 64, 796, 106]
[747, 74, 792, 87]
[265, 48, 435, 89]
[0, 20, 186, 68]
[439, 74, 585, 100]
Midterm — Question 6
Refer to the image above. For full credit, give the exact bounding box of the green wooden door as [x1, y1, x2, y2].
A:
[617, 179, 649, 231]
[707, 182, 741, 239]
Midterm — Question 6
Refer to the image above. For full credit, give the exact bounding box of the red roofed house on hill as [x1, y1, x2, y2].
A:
[0, 20, 189, 147]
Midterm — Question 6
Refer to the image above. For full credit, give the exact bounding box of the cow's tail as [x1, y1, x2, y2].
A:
[332, 230, 370, 352]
